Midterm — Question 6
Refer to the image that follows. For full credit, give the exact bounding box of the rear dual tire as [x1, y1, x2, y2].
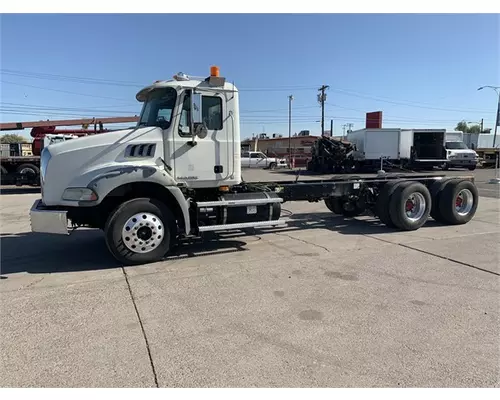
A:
[388, 182, 431, 231]
[429, 179, 478, 225]
[376, 179, 478, 230]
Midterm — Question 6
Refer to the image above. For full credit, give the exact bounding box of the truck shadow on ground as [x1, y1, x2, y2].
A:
[0, 187, 41, 195]
[0, 212, 444, 277]
[0, 230, 249, 276]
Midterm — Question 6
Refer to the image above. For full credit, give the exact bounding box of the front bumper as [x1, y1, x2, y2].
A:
[30, 199, 69, 235]
[447, 159, 478, 166]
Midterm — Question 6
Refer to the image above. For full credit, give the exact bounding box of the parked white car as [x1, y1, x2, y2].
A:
[241, 151, 287, 169]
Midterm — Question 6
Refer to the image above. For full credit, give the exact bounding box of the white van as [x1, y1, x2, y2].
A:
[444, 131, 479, 170]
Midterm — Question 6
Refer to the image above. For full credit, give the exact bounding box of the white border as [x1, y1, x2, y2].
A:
[1, 388, 500, 397]
[0, 1, 499, 13]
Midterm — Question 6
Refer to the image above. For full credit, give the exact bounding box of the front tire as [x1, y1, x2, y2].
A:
[467, 164, 477, 171]
[104, 198, 176, 265]
[269, 162, 277, 170]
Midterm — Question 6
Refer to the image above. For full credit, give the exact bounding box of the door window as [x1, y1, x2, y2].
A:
[202, 96, 223, 130]
[178, 92, 223, 136]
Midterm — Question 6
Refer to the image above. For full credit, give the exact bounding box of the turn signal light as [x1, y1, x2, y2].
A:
[219, 185, 229, 192]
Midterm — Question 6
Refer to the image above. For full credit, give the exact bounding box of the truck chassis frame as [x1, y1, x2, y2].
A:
[31, 171, 478, 265]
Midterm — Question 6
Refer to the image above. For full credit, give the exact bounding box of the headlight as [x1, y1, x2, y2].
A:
[40, 147, 52, 181]
[62, 188, 98, 202]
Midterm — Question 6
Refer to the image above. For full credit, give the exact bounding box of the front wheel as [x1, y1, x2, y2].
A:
[269, 162, 277, 170]
[467, 164, 477, 171]
[104, 198, 176, 265]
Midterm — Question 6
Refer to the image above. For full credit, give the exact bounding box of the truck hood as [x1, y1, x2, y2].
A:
[447, 149, 478, 156]
[42, 126, 164, 205]
[46, 126, 159, 156]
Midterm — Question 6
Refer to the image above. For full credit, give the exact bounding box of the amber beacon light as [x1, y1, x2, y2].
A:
[210, 66, 220, 77]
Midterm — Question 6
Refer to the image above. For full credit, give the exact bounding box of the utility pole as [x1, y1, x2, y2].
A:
[317, 85, 329, 136]
[481, 118, 484, 133]
[330, 119, 333, 137]
[341, 124, 347, 139]
[346, 123, 354, 134]
[288, 95, 294, 169]
[478, 86, 500, 147]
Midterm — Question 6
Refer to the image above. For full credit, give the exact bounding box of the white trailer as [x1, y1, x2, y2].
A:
[28, 66, 480, 265]
[347, 128, 447, 170]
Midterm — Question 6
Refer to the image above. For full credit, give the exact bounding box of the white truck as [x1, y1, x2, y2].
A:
[240, 150, 287, 169]
[346, 128, 448, 171]
[444, 131, 479, 170]
[30, 67, 480, 265]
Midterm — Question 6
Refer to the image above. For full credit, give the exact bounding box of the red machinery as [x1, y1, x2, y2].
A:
[1, 116, 139, 185]
[29, 126, 115, 156]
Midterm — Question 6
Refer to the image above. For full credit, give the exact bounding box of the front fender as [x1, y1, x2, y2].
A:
[82, 164, 177, 201]
[78, 164, 191, 235]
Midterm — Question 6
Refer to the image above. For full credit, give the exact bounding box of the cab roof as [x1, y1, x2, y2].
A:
[136, 76, 238, 102]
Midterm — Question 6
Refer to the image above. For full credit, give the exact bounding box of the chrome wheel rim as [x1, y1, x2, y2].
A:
[404, 192, 426, 221]
[121, 212, 164, 253]
[455, 189, 474, 216]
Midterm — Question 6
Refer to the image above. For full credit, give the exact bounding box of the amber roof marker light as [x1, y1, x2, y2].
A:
[210, 66, 220, 77]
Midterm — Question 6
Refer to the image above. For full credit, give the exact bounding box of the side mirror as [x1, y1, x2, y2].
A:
[191, 93, 203, 124]
[194, 122, 208, 139]
[188, 92, 207, 145]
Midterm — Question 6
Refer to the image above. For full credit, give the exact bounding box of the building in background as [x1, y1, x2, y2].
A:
[241, 134, 321, 167]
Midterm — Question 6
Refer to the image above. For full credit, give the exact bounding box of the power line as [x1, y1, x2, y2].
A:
[330, 87, 495, 113]
[2, 101, 139, 109]
[0, 68, 145, 87]
[1, 107, 137, 115]
[324, 102, 486, 123]
[1, 80, 132, 101]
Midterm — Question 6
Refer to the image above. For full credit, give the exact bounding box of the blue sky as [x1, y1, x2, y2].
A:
[1, 13, 499, 139]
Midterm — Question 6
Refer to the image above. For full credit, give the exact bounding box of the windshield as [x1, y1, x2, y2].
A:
[138, 88, 177, 128]
[446, 141, 469, 150]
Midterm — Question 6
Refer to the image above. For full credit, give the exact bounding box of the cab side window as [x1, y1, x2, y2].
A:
[202, 96, 223, 130]
[178, 92, 223, 136]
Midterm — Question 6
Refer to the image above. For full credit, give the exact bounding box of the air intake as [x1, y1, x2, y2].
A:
[125, 143, 156, 158]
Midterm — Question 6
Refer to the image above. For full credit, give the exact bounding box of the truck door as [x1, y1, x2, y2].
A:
[171, 89, 229, 187]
